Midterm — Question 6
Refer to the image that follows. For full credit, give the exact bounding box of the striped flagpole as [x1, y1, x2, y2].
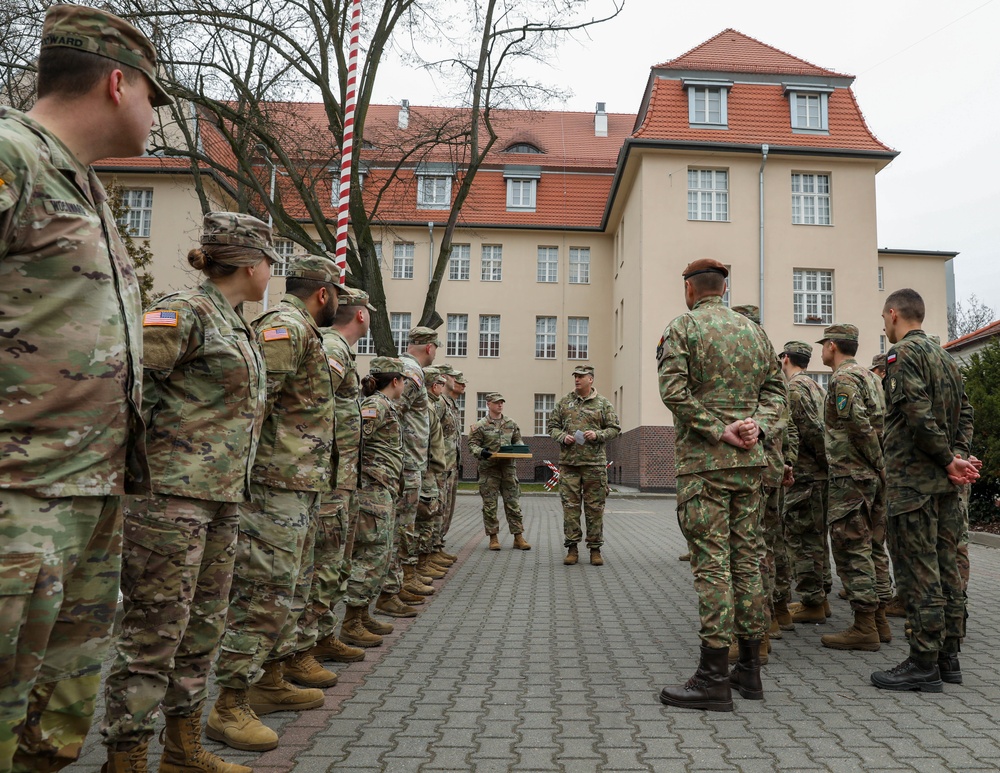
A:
[334, 0, 362, 285]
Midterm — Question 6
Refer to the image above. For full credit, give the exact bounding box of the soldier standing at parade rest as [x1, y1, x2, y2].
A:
[100, 213, 274, 773]
[871, 288, 980, 692]
[469, 393, 531, 551]
[0, 5, 170, 768]
[656, 259, 786, 713]
[547, 366, 621, 566]
[206, 256, 340, 752]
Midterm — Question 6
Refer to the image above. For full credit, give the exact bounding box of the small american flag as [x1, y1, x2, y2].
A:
[262, 327, 290, 341]
[143, 310, 178, 327]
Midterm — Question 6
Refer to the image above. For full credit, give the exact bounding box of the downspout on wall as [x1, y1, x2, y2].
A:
[758, 144, 769, 324]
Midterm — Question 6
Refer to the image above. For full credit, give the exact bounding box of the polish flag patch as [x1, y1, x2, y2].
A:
[886, 353, 896, 364]
[143, 310, 178, 326]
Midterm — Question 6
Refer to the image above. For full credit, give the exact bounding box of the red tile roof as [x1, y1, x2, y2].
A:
[944, 319, 1000, 350]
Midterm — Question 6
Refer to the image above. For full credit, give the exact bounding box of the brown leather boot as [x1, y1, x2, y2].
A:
[659, 644, 734, 712]
[823, 599, 832, 617]
[438, 548, 458, 561]
[773, 599, 795, 631]
[875, 603, 892, 643]
[590, 549, 604, 566]
[729, 639, 764, 700]
[283, 651, 338, 688]
[205, 687, 278, 752]
[885, 595, 906, 617]
[361, 605, 394, 635]
[512, 534, 532, 551]
[488, 534, 501, 551]
[402, 564, 435, 596]
[396, 587, 426, 605]
[417, 554, 446, 579]
[821, 609, 880, 651]
[768, 616, 782, 640]
[430, 551, 455, 566]
[312, 634, 366, 663]
[160, 710, 251, 772]
[375, 591, 418, 618]
[341, 605, 384, 647]
[102, 740, 149, 772]
[247, 661, 325, 714]
[788, 601, 827, 624]
[564, 545, 578, 565]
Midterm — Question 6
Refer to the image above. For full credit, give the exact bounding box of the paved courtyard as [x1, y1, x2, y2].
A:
[74, 492, 1000, 772]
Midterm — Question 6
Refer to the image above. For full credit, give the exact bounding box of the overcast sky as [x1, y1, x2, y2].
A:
[368, 0, 1000, 315]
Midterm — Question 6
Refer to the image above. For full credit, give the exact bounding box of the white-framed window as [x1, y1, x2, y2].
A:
[476, 393, 489, 421]
[417, 175, 451, 209]
[790, 91, 829, 131]
[272, 238, 296, 277]
[880, 335, 887, 354]
[392, 242, 414, 279]
[535, 316, 557, 359]
[688, 86, 728, 127]
[356, 330, 374, 355]
[479, 315, 500, 358]
[791, 173, 831, 225]
[447, 314, 468, 357]
[567, 317, 589, 360]
[390, 312, 411, 352]
[793, 269, 834, 325]
[537, 247, 558, 283]
[878, 266, 884, 291]
[507, 178, 537, 211]
[688, 169, 729, 221]
[118, 189, 153, 237]
[449, 244, 470, 281]
[481, 245, 502, 282]
[503, 143, 542, 154]
[534, 394, 556, 435]
[808, 372, 830, 391]
[454, 392, 466, 428]
[569, 247, 590, 284]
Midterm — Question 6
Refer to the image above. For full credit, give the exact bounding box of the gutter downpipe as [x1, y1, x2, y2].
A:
[428, 221, 434, 284]
[758, 144, 769, 324]
[255, 143, 277, 311]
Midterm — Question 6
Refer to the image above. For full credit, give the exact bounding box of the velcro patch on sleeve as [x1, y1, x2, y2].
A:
[262, 327, 291, 341]
[361, 407, 378, 419]
[329, 357, 345, 375]
[143, 310, 179, 327]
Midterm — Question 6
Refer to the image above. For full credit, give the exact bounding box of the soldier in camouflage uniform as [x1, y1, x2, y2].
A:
[469, 393, 531, 551]
[437, 370, 468, 555]
[431, 366, 462, 563]
[294, 288, 377, 662]
[872, 289, 978, 692]
[657, 260, 786, 713]
[414, 370, 450, 579]
[816, 324, 885, 652]
[548, 366, 621, 566]
[0, 6, 169, 769]
[100, 213, 274, 773]
[207, 257, 340, 752]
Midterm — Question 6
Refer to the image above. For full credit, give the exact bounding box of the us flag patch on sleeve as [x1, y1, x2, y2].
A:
[262, 327, 290, 341]
[143, 310, 178, 327]
[361, 407, 378, 419]
[329, 358, 345, 375]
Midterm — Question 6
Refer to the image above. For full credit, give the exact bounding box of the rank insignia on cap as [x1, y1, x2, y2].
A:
[887, 353, 896, 364]
[328, 357, 344, 375]
[143, 310, 178, 326]
[361, 407, 378, 419]
[262, 327, 290, 341]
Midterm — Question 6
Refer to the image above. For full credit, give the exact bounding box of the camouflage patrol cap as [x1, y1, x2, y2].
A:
[338, 286, 376, 311]
[731, 304, 761, 324]
[435, 364, 456, 375]
[816, 323, 859, 343]
[452, 371, 467, 385]
[41, 4, 172, 107]
[486, 392, 505, 403]
[201, 212, 280, 263]
[409, 326, 442, 346]
[783, 341, 813, 359]
[286, 256, 341, 285]
[871, 353, 887, 370]
[369, 356, 404, 374]
[572, 365, 595, 377]
[682, 258, 729, 279]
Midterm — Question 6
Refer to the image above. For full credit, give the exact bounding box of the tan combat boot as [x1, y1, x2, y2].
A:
[375, 591, 419, 618]
[885, 595, 906, 617]
[678, 552, 691, 561]
[396, 587, 426, 605]
[160, 710, 251, 773]
[402, 564, 435, 596]
[205, 687, 278, 752]
[283, 651, 338, 688]
[312, 633, 366, 663]
[820, 609, 880, 651]
[438, 548, 458, 561]
[488, 534, 501, 551]
[564, 545, 578, 565]
[417, 554, 446, 579]
[768, 616, 782, 640]
[102, 740, 149, 772]
[246, 661, 325, 715]
[788, 601, 827, 624]
[341, 604, 384, 647]
[430, 551, 455, 566]
[512, 534, 532, 551]
[590, 548, 604, 566]
[773, 599, 795, 631]
[875, 603, 892, 643]
[361, 605, 394, 635]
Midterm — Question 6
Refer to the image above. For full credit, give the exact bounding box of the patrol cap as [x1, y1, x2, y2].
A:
[201, 212, 280, 263]
[816, 323, 859, 343]
[871, 353, 886, 370]
[783, 341, 813, 359]
[369, 356, 404, 374]
[572, 365, 595, 377]
[486, 392, 505, 403]
[430, 374, 447, 386]
[41, 4, 172, 107]
[409, 326, 442, 346]
[731, 304, 760, 324]
[286, 256, 341, 285]
[682, 258, 729, 280]
[338, 286, 376, 311]
[435, 364, 456, 375]
[452, 371, 467, 385]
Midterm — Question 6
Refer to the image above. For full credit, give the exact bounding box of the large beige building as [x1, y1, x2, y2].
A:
[96, 29, 956, 490]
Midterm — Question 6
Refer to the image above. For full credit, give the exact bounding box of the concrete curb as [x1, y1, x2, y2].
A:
[970, 531, 1000, 548]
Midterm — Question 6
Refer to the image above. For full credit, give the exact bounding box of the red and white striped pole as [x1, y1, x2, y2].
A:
[334, 0, 362, 285]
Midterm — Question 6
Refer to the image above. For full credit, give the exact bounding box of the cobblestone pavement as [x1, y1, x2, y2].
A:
[74, 493, 1000, 772]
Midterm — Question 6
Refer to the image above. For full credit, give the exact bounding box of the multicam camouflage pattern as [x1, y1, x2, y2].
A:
[657, 296, 786, 476]
[827, 477, 880, 611]
[469, 416, 523, 461]
[419, 471, 450, 553]
[546, 391, 620, 466]
[296, 489, 353, 649]
[783, 374, 828, 481]
[398, 353, 430, 472]
[102, 495, 239, 745]
[0, 108, 146, 498]
[250, 295, 336, 491]
[200, 211, 279, 262]
[440, 394, 461, 469]
[469, 414, 524, 535]
[323, 328, 362, 491]
[388, 470, 421, 593]
[560, 465, 608, 549]
[824, 359, 884, 480]
[139, 281, 266, 501]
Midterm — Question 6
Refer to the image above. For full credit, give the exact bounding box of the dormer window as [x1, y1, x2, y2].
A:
[504, 165, 541, 212]
[784, 84, 832, 133]
[683, 79, 731, 129]
[415, 162, 455, 209]
[503, 143, 543, 154]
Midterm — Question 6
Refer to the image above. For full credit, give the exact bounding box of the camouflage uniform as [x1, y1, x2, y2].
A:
[761, 406, 791, 615]
[783, 370, 830, 607]
[434, 393, 462, 552]
[416, 376, 447, 554]
[468, 413, 524, 537]
[214, 289, 336, 690]
[102, 273, 268, 748]
[883, 330, 973, 661]
[861, 366, 893, 601]
[347, 391, 404, 605]
[657, 295, 786, 647]
[547, 379, 621, 550]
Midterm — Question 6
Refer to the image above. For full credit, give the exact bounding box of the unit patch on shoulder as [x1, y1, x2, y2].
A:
[836, 393, 849, 414]
[262, 327, 290, 342]
[143, 310, 179, 327]
[328, 357, 345, 375]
